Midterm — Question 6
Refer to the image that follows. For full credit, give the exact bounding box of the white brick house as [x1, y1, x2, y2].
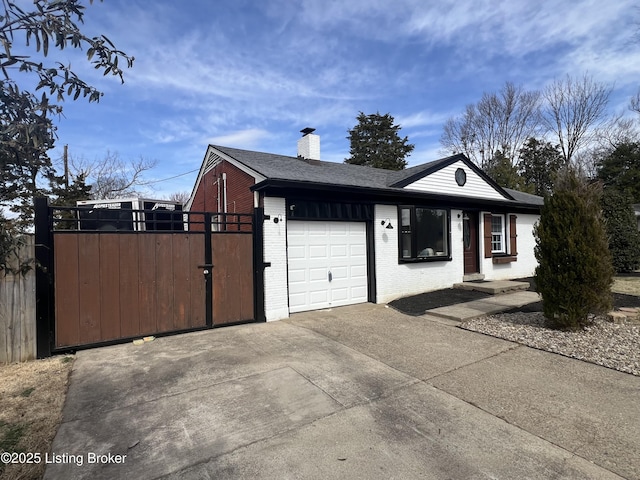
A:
[187, 130, 542, 321]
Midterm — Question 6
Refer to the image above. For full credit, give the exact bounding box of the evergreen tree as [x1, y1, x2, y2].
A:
[345, 112, 414, 170]
[518, 137, 563, 196]
[0, 85, 59, 232]
[534, 169, 613, 330]
[0, 0, 132, 270]
[50, 172, 92, 229]
[597, 142, 640, 203]
[484, 150, 532, 192]
[601, 188, 640, 273]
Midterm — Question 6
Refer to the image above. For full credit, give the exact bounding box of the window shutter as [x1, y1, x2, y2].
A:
[483, 213, 493, 258]
[509, 214, 517, 256]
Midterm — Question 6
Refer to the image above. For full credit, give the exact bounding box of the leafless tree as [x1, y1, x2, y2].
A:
[542, 74, 612, 165]
[165, 190, 190, 205]
[440, 82, 542, 168]
[577, 115, 639, 179]
[70, 151, 157, 199]
[631, 88, 640, 116]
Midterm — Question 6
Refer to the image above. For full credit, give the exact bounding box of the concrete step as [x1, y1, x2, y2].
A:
[463, 273, 485, 282]
[453, 280, 530, 295]
[425, 290, 541, 321]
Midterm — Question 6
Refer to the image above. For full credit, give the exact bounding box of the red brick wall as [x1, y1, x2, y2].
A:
[189, 160, 256, 231]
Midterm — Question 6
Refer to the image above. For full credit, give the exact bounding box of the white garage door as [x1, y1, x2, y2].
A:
[287, 221, 368, 313]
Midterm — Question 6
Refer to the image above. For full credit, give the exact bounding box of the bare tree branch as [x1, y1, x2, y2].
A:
[70, 151, 157, 199]
[542, 74, 612, 165]
[630, 88, 640, 116]
[440, 82, 542, 168]
[165, 191, 190, 205]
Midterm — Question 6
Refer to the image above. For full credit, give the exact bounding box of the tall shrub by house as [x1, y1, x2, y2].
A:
[534, 169, 613, 330]
[601, 188, 640, 273]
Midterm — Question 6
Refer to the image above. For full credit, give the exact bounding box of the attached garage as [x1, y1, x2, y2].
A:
[287, 221, 368, 313]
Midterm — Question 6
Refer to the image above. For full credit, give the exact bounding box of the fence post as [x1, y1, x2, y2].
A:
[253, 208, 267, 322]
[204, 212, 213, 327]
[34, 197, 53, 358]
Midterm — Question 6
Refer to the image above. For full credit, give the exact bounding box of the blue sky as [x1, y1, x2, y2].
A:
[39, 0, 640, 199]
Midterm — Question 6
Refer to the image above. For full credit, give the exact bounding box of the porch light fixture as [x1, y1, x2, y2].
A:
[381, 218, 393, 229]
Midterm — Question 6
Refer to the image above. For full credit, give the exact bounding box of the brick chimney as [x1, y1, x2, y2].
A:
[297, 127, 320, 161]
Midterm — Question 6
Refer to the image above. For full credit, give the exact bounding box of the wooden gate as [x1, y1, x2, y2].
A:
[35, 201, 262, 353]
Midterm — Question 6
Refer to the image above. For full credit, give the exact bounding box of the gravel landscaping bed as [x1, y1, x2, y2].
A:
[461, 312, 640, 376]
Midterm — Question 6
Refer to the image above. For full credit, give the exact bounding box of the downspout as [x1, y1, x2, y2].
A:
[222, 173, 228, 214]
[215, 178, 221, 213]
[222, 172, 228, 231]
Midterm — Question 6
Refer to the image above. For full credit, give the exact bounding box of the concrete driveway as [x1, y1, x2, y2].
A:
[45, 304, 640, 480]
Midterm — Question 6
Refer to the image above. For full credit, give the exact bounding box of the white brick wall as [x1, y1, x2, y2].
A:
[260, 198, 540, 316]
[297, 133, 320, 160]
[374, 205, 466, 304]
[262, 197, 289, 321]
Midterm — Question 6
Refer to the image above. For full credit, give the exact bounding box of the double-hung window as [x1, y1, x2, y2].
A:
[399, 206, 450, 262]
[484, 213, 518, 261]
[491, 214, 505, 254]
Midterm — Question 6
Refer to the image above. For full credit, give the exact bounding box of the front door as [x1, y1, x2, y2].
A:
[463, 211, 479, 274]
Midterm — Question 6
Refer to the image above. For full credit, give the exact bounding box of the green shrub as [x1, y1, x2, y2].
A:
[534, 169, 614, 330]
[601, 188, 640, 273]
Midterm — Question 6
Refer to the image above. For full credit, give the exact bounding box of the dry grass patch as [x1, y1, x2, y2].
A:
[612, 276, 640, 296]
[0, 355, 74, 480]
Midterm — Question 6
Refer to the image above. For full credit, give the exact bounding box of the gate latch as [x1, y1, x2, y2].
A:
[198, 264, 213, 276]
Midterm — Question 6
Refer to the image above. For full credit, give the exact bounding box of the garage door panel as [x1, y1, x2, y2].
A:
[288, 269, 306, 283]
[308, 223, 328, 235]
[287, 221, 368, 314]
[288, 293, 307, 309]
[331, 287, 348, 302]
[330, 266, 348, 280]
[329, 224, 348, 235]
[349, 285, 368, 300]
[309, 245, 327, 258]
[309, 290, 328, 305]
[350, 265, 367, 278]
[309, 267, 326, 281]
[330, 245, 347, 257]
[288, 245, 306, 260]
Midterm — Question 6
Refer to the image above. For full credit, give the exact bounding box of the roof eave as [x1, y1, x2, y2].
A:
[252, 179, 541, 212]
[389, 154, 515, 202]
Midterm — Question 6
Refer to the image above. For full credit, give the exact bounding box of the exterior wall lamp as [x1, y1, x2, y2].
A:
[381, 218, 393, 229]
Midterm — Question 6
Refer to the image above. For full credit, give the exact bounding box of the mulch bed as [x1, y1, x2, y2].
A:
[389, 277, 640, 316]
[389, 288, 491, 316]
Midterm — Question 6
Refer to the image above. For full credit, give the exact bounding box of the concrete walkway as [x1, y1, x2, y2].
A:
[45, 303, 639, 480]
[426, 290, 540, 321]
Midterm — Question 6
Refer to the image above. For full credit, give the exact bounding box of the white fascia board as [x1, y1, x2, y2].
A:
[185, 145, 266, 211]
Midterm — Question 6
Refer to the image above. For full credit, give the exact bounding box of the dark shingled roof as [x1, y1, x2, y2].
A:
[214, 145, 394, 189]
[503, 188, 545, 206]
[212, 145, 543, 207]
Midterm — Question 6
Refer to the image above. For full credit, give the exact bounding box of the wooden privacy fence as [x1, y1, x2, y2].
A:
[33, 200, 266, 356]
[54, 232, 208, 348]
[0, 235, 36, 363]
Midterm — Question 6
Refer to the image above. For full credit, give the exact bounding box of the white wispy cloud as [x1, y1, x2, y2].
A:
[44, 0, 640, 194]
[206, 128, 271, 148]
